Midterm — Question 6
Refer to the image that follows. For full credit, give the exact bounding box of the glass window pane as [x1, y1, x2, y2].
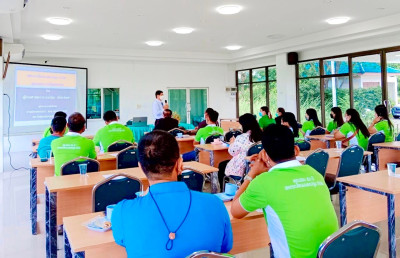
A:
[252, 68, 266, 82]
[190, 89, 207, 125]
[298, 61, 320, 78]
[352, 54, 382, 124]
[238, 83, 251, 115]
[237, 70, 250, 83]
[87, 89, 101, 119]
[299, 78, 321, 123]
[323, 77, 350, 124]
[323, 57, 349, 75]
[269, 81, 277, 118]
[268, 67, 277, 81]
[168, 89, 187, 123]
[252, 82, 266, 119]
[386, 52, 400, 122]
[103, 88, 120, 117]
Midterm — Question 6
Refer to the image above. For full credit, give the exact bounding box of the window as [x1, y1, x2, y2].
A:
[298, 61, 321, 123]
[87, 89, 101, 119]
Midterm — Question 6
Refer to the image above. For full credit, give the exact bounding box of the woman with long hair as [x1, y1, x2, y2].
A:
[275, 107, 286, 124]
[218, 113, 263, 188]
[368, 104, 394, 142]
[301, 108, 322, 136]
[258, 106, 276, 130]
[327, 107, 344, 133]
[281, 112, 299, 138]
[334, 108, 370, 150]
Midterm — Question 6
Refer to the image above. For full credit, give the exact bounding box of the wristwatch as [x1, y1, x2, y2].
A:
[244, 175, 253, 182]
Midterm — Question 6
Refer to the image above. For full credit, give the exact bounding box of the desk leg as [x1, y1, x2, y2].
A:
[326, 141, 330, 149]
[74, 252, 85, 258]
[194, 148, 200, 162]
[210, 172, 219, 194]
[30, 167, 37, 235]
[375, 147, 380, 171]
[339, 183, 347, 227]
[367, 154, 372, 172]
[388, 194, 396, 258]
[64, 229, 72, 258]
[46, 187, 57, 258]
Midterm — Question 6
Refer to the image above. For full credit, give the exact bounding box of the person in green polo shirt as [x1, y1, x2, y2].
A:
[93, 110, 135, 152]
[334, 108, 370, 150]
[43, 111, 69, 137]
[37, 116, 67, 159]
[194, 109, 224, 143]
[301, 108, 323, 136]
[51, 112, 96, 176]
[368, 104, 394, 142]
[231, 124, 338, 258]
[258, 106, 275, 130]
[327, 107, 344, 133]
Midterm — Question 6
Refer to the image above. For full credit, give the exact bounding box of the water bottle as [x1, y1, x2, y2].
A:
[200, 138, 205, 145]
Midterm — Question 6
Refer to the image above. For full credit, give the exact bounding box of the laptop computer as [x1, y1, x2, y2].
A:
[132, 117, 148, 127]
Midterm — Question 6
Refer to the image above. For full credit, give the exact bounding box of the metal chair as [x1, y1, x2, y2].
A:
[178, 170, 205, 192]
[305, 148, 329, 177]
[295, 139, 311, 151]
[396, 133, 400, 141]
[168, 128, 185, 137]
[116, 146, 139, 169]
[309, 126, 327, 136]
[186, 251, 235, 258]
[92, 173, 142, 212]
[367, 132, 385, 169]
[205, 134, 223, 144]
[224, 130, 242, 142]
[107, 140, 134, 152]
[318, 220, 380, 258]
[60, 157, 100, 176]
[247, 142, 263, 156]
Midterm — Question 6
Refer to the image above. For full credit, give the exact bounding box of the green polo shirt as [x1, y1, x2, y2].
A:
[301, 120, 315, 136]
[93, 122, 135, 151]
[374, 120, 393, 142]
[239, 162, 338, 258]
[51, 133, 97, 176]
[259, 116, 276, 130]
[195, 125, 224, 142]
[43, 126, 68, 138]
[339, 122, 369, 150]
[327, 121, 337, 133]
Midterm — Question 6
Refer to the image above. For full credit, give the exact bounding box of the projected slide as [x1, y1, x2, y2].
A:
[14, 66, 77, 126]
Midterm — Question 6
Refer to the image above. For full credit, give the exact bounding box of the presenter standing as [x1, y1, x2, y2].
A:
[152, 90, 168, 125]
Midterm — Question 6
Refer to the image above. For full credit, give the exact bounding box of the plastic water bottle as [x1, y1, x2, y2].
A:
[200, 138, 205, 145]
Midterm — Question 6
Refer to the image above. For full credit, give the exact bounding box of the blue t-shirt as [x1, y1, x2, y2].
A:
[111, 182, 233, 258]
[37, 135, 60, 159]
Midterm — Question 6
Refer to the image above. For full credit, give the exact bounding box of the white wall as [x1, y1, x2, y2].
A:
[0, 41, 4, 172]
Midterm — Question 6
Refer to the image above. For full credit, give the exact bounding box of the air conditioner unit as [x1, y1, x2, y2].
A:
[4, 43, 25, 61]
[225, 87, 237, 93]
[0, 0, 28, 13]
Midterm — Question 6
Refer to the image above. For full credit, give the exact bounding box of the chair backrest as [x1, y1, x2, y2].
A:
[107, 140, 134, 152]
[60, 157, 100, 176]
[295, 140, 311, 151]
[305, 149, 329, 177]
[205, 134, 223, 144]
[318, 220, 380, 258]
[178, 170, 205, 192]
[92, 173, 142, 212]
[367, 132, 385, 152]
[309, 126, 326, 136]
[247, 142, 263, 156]
[186, 251, 235, 258]
[116, 146, 139, 169]
[168, 128, 185, 137]
[396, 133, 400, 141]
[224, 130, 242, 142]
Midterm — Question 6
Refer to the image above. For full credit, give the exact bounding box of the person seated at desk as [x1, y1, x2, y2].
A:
[300, 108, 322, 136]
[153, 109, 179, 132]
[274, 107, 285, 125]
[112, 131, 233, 257]
[43, 111, 69, 137]
[231, 124, 338, 258]
[93, 110, 135, 151]
[281, 112, 301, 140]
[194, 109, 224, 143]
[258, 106, 275, 130]
[51, 112, 96, 176]
[37, 116, 67, 159]
[368, 104, 394, 142]
[327, 107, 344, 133]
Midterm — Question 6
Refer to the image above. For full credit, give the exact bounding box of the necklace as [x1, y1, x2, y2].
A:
[148, 187, 192, 251]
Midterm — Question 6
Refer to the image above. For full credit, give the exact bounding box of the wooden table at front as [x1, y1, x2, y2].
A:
[373, 142, 400, 171]
[30, 152, 117, 235]
[44, 161, 218, 258]
[62, 202, 269, 258]
[306, 134, 336, 150]
[337, 170, 400, 258]
[176, 136, 195, 154]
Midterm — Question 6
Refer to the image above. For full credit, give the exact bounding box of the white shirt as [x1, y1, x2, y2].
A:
[152, 99, 164, 119]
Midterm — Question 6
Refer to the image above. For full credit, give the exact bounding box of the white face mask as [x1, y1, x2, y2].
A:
[159, 95, 164, 100]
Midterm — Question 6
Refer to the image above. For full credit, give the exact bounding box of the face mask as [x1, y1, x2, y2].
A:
[160, 95, 164, 100]
[305, 116, 309, 121]
[276, 113, 279, 117]
[289, 127, 293, 132]
[330, 114, 334, 119]
[259, 112, 263, 117]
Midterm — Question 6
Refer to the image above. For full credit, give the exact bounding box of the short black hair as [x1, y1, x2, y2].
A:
[54, 111, 67, 119]
[262, 124, 295, 162]
[51, 116, 67, 133]
[155, 90, 163, 97]
[208, 109, 219, 123]
[67, 112, 86, 132]
[138, 130, 180, 179]
[103, 110, 117, 122]
[163, 109, 172, 117]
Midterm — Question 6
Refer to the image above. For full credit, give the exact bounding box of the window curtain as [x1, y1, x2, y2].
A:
[168, 89, 187, 123]
[190, 89, 207, 125]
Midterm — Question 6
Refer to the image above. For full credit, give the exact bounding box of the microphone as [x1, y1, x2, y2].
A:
[165, 100, 168, 104]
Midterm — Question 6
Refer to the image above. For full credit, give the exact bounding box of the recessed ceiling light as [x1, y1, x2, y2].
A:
[145, 41, 164, 46]
[46, 17, 73, 25]
[41, 34, 63, 40]
[216, 5, 243, 15]
[173, 27, 195, 34]
[326, 17, 350, 25]
[225, 45, 242, 51]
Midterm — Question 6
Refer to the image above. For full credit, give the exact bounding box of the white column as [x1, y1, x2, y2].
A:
[276, 53, 297, 114]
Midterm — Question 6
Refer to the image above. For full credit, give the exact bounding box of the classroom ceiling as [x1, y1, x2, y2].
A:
[2, 0, 400, 58]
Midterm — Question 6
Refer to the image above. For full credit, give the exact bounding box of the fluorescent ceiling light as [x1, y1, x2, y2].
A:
[173, 27, 195, 34]
[326, 17, 350, 25]
[145, 41, 164, 46]
[41, 34, 63, 40]
[46, 17, 73, 25]
[225, 45, 242, 51]
[216, 5, 242, 15]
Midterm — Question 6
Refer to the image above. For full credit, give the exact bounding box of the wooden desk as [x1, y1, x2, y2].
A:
[306, 134, 336, 150]
[373, 142, 400, 171]
[63, 202, 269, 258]
[44, 162, 219, 258]
[337, 170, 400, 258]
[220, 118, 241, 132]
[32, 135, 94, 154]
[176, 136, 195, 154]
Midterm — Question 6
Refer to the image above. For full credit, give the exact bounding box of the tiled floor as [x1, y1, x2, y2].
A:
[0, 168, 396, 257]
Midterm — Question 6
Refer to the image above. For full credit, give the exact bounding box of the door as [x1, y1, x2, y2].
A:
[168, 88, 208, 124]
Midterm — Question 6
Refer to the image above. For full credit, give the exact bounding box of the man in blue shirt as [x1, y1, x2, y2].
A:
[112, 131, 233, 257]
[152, 90, 169, 125]
[37, 116, 67, 159]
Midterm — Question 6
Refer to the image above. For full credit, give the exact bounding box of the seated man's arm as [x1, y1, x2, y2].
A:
[220, 202, 233, 253]
[88, 141, 97, 159]
[111, 200, 126, 247]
